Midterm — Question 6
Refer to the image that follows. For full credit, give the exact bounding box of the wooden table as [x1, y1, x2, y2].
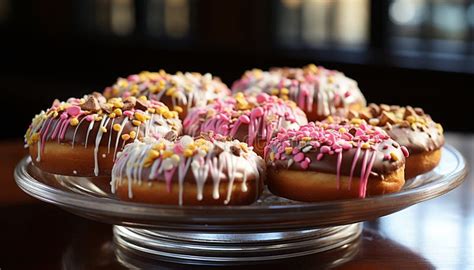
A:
[0, 133, 472, 269]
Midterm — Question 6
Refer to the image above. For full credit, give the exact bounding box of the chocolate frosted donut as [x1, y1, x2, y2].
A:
[103, 70, 231, 119]
[183, 93, 308, 156]
[264, 121, 408, 202]
[341, 104, 445, 178]
[232, 64, 366, 121]
[111, 135, 265, 205]
[25, 93, 182, 177]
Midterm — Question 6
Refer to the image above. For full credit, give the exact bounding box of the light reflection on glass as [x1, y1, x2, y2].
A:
[389, 0, 426, 26]
[277, 0, 369, 48]
[110, 0, 135, 36]
[164, 0, 189, 39]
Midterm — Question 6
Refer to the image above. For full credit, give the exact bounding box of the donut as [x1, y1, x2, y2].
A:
[264, 121, 409, 202]
[103, 70, 231, 119]
[340, 104, 444, 179]
[111, 135, 265, 205]
[24, 93, 182, 177]
[232, 64, 366, 121]
[183, 92, 308, 156]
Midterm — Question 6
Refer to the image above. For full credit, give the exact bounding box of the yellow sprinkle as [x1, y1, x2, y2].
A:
[100, 127, 108, 133]
[269, 151, 275, 161]
[113, 108, 122, 116]
[285, 147, 293, 155]
[153, 143, 165, 151]
[30, 132, 40, 144]
[132, 120, 142, 126]
[130, 85, 139, 95]
[113, 124, 121, 132]
[138, 95, 147, 101]
[121, 134, 131, 141]
[165, 87, 176, 96]
[108, 112, 116, 118]
[308, 64, 318, 73]
[361, 143, 370, 149]
[280, 88, 289, 95]
[162, 151, 173, 159]
[147, 108, 156, 114]
[435, 123, 443, 133]
[129, 131, 136, 139]
[390, 152, 399, 161]
[302, 136, 312, 141]
[135, 112, 148, 122]
[170, 154, 180, 163]
[183, 149, 194, 157]
[95, 116, 103, 121]
[173, 106, 183, 113]
[70, 118, 79, 126]
[351, 118, 362, 125]
[148, 150, 160, 159]
[327, 76, 335, 84]
[326, 116, 334, 123]
[406, 115, 416, 124]
[270, 88, 279, 95]
[339, 127, 347, 133]
[143, 158, 154, 168]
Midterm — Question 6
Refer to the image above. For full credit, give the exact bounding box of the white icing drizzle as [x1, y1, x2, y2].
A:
[111, 137, 264, 206]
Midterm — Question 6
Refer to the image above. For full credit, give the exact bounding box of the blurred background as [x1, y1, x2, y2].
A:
[1, 0, 474, 140]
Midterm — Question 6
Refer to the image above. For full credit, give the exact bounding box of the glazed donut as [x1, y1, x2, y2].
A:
[111, 135, 265, 205]
[340, 104, 444, 179]
[183, 92, 308, 156]
[232, 64, 366, 121]
[264, 121, 409, 202]
[25, 93, 182, 177]
[103, 70, 231, 119]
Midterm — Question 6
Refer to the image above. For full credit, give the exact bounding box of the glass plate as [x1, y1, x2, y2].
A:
[15, 145, 467, 232]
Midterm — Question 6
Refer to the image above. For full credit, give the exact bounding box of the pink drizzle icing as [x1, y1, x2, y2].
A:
[183, 93, 308, 146]
[231, 65, 366, 116]
[265, 121, 408, 198]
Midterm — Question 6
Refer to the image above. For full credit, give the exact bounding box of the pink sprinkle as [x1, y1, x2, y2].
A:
[174, 144, 184, 154]
[320, 145, 331, 154]
[60, 112, 68, 120]
[383, 153, 391, 160]
[401, 146, 410, 157]
[256, 93, 270, 103]
[292, 147, 300, 154]
[344, 91, 351, 98]
[300, 157, 310, 169]
[85, 115, 95, 122]
[383, 144, 388, 150]
[355, 129, 365, 136]
[294, 152, 305, 162]
[251, 107, 264, 118]
[66, 105, 81, 117]
[123, 92, 131, 98]
[317, 153, 324, 161]
[239, 115, 250, 124]
[123, 110, 134, 117]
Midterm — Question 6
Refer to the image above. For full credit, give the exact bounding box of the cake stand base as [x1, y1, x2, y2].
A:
[113, 223, 362, 265]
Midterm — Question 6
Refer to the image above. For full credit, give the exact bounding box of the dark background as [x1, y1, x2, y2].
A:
[1, 0, 473, 140]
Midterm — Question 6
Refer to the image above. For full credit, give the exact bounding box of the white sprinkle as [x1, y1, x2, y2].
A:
[302, 145, 312, 153]
[102, 154, 107, 158]
[73, 170, 78, 175]
[287, 159, 294, 168]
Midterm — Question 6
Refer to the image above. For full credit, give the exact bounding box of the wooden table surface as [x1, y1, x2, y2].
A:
[0, 133, 472, 270]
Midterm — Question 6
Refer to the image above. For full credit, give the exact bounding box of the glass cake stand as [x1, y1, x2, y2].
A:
[15, 145, 468, 265]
